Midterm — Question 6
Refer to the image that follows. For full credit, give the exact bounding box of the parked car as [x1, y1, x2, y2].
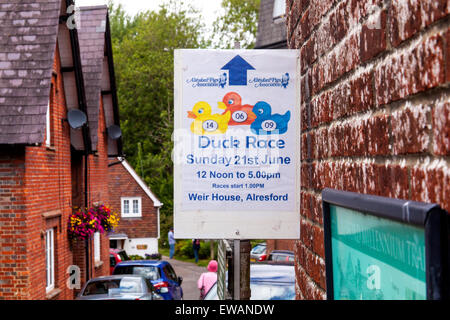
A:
[109, 248, 130, 274]
[203, 262, 295, 300]
[267, 250, 294, 262]
[112, 260, 183, 300]
[76, 275, 163, 300]
[250, 242, 267, 262]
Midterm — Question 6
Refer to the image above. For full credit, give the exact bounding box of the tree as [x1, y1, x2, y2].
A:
[108, 0, 261, 249]
[108, 1, 209, 247]
[212, 0, 261, 49]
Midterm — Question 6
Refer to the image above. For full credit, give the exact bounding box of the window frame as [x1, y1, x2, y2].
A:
[45, 82, 55, 148]
[45, 100, 51, 147]
[94, 232, 101, 263]
[272, 0, 286, 20]
[45, 228, 55, 293]
[121, 197, 142, 218]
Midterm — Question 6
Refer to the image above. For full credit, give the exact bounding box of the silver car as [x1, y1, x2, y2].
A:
[250, 243, 267, 262]
[77, 275, 163, 300]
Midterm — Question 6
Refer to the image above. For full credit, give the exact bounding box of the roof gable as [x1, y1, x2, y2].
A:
[0, 0, 61, 144]
[77, 5, 122, 155]
[117, 157, 163, 208]
[77, 5, 107, 151]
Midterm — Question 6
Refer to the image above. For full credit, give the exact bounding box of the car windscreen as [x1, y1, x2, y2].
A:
[113, 265, 161, 280]
[251, 245, 266, 254]
[83, 278, 143, 296]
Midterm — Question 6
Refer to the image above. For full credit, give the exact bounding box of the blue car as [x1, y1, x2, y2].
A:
[112, 260, 183, 300]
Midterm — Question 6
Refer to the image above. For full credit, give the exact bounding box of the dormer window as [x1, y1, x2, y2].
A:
[273, 0, 286, 20]
[45, 100, 51, 147]
[45, 82, 55, 148]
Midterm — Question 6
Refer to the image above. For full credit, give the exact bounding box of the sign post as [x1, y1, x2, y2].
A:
[233, 239, 240, 300]
[217, 240, 228, 300]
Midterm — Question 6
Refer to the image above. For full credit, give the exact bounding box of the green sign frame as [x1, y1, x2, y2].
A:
[322, 188, 449, 300]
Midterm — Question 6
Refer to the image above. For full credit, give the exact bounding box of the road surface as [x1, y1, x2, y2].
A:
[163, 256, 206, 300]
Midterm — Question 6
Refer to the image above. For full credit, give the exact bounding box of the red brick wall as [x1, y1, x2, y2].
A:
[108, 160, 159, 239]
[266, 239, 295, 254]
[287, 0, 449, 299]
[73, 97, 111, 284]
[89, 97, 111, 279]
[0, 43, 112, 300]
[0, 147, 27, 299]
[14, 43, 74, 300]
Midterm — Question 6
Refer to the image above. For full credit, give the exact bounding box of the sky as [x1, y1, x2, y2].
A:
[75, 0, 224, 35]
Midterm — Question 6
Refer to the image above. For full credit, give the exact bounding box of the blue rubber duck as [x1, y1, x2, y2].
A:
[250, 101, 291, 135]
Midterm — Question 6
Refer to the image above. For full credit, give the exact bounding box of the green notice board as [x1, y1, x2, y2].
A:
[322, 188, 449, 300]
[330, 205, 426, 300]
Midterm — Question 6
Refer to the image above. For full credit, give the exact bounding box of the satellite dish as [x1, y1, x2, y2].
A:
[107, 125, 122, 140]
[67, 109, 87, 129]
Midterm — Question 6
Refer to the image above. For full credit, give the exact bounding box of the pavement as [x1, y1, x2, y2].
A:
[162, 256, 207, 300]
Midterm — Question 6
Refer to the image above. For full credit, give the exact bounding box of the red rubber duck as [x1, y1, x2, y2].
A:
[218, 92, 256, 126]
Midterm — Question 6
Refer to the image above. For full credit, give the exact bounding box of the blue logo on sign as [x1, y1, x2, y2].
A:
[219, 73, 227, 88]
[282, 73, 290, 88]
[221, 55, 255, 86]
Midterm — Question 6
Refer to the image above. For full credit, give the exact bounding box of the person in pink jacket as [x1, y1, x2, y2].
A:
[198, 260, 218, 299]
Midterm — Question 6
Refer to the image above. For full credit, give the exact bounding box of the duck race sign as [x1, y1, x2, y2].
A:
[174, 49, 300, 239]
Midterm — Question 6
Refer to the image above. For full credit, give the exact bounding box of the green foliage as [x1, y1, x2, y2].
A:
[175, 240, 193, 258]
[129, 254, 145, 260]
[109, 1, 209, 244]
[109, 0, 261, 250]
[199, 241, 218, 260]
[212, 0, 261, 48]
[175, 240, 217, 260]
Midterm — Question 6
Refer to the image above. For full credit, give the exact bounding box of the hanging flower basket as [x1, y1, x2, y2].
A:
[68, 204, 120, 241]
[94, 204, 120, 233]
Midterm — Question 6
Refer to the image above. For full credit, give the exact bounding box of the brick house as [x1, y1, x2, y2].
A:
[108, 158, 162, 257]
[70, 4, 123, 287]
[0, 1, 122, 300]
[286, 0, 449, 299]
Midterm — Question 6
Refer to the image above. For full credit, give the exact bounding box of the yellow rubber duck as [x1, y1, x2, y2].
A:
[187, 101, 231, 135]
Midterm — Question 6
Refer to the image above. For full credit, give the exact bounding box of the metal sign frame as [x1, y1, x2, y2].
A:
[322, 188, 449, 300]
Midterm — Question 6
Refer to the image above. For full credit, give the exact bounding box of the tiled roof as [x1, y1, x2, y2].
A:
[0, 0, 61, 144]
[255, 0, 287, 49]
[77, 5, 108, 151]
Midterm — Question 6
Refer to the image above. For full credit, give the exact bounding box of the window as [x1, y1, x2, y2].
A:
[163, 264, 178, 282]
[45, 228, 55, 292]
[113, 265, 160, 281]
[45, 83, 54, 147]
[45, 100, 51, 146]
[121, 197, 142, 217]
[94, 232, 100, 262]
[273, 0, 286, 19]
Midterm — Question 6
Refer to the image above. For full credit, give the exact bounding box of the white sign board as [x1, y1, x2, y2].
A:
[174, 49, 300, 239]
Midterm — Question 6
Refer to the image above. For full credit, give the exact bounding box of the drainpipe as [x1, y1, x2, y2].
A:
[107, 156, 125, 167]
[65, 0, 92, 283]
[84, 149, 89, 281]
